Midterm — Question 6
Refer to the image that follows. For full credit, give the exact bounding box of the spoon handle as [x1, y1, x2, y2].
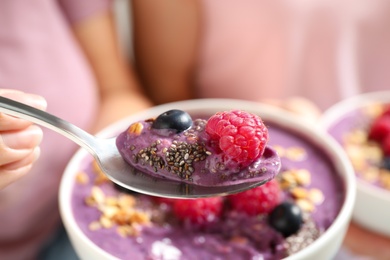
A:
[0, 96, 98, 156]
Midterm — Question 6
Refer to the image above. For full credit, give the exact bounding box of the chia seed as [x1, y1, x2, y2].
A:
[283, 213, 321, 255]
[133, 120, 210, 180]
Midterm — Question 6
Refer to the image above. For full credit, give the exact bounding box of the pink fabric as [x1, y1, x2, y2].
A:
[58, 0, 112, 24]
[196, 0, 390, 110]
[0, 0, 111, 259]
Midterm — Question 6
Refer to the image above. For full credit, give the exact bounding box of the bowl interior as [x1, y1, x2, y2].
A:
[60, 98, 356, 259]
[320, 91, 390, 199]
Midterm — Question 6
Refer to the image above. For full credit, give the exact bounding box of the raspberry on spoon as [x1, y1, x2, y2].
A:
[205, 110, 269, 168]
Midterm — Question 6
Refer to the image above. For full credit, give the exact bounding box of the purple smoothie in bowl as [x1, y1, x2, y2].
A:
[324, 102, 389, 188]
[60, 99, 355, 260]
[320, 91, 390, 237]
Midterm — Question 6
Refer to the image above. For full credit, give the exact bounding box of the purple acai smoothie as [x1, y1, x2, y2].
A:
[326, 102, 390, 190]
[71, 112, 345, 260]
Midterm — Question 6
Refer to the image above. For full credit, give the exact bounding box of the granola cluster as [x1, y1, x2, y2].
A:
[274, 145, 325, 212]
[76, 162, 152, 237]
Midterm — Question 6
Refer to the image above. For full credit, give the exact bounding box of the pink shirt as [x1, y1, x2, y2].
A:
[0, 0, 110, 258]
[196, 0, 390, 110]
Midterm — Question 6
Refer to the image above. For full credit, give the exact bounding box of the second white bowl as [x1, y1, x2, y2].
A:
[321, 91, 390, 237]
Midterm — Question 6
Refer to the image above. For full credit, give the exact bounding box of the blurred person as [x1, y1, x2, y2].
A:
[0, 0, 151, 259]
[132, 0, 390, 115]
[130, 0, 390, 259]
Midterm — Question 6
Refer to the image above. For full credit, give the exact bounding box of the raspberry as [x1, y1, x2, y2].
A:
[173, 197, 223, 226]
[382, 105, 390, 117]
[227, 179, 281, 216]
[368, 113, 390, 142]
[382, 134, 390, 156]
[205, 110, 268, 167]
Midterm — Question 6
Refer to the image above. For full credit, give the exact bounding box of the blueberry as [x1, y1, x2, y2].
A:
[381, 157, 390, 171]
[152, 109, 192, 133]
[268, 201, 303, 237]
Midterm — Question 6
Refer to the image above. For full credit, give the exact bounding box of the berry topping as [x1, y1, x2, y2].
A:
[382, 105, 390, 117]
[382, 134, 390, 156]
[173, 197, 223, 226]
[227, 179, 281, 216]
[368, 113, 390, 142]
[152, 109, 193, 133]
[368, 106, 390, 158]
[205, 110, 269, 167]
[268, 201, 303, 237]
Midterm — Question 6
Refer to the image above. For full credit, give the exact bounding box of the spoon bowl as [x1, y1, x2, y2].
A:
[0, 96, 268, 198]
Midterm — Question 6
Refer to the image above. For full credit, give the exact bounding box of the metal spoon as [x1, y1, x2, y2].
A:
[0, 96, 268, 198]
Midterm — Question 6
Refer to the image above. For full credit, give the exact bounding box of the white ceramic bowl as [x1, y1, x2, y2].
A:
[60, 99, 355, 260]
[321, 91, 390, 237]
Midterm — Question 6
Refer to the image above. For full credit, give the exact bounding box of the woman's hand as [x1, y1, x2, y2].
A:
[0, 90, 46, 189]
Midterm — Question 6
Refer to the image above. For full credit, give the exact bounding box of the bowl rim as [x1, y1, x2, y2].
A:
[59, 98, 356, 260]
[320, 90, 390, 200]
